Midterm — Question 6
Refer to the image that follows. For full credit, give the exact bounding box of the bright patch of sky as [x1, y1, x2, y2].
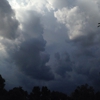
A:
[7, 0, 28, 8]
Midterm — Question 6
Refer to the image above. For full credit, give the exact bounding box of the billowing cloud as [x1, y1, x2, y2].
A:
[53, 0, 100, 91]
[54, 52, 72, 78]
[0, 0, 55, 90]
[0, 0, 99, 94]
[11, 38, 54, 81]
[7, 11, 54, 81]
[0, 0, 19, 39]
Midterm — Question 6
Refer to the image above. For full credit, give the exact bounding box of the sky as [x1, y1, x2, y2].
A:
[0, 0, 100, 94]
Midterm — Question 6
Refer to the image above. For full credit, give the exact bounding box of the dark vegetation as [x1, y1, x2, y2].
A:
[0, 74, 100, 100]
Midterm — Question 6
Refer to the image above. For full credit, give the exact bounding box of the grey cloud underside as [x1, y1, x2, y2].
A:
[12, 38, 54, 81]
[53, 0, 100, 91]
[7, 10, 55, 81]
[0, 0, 54, 82]
[54, 52, 72, 78]
[70, 5, 100, 85]
[1, 0, 100, 94]
[0, 0, 19, 39]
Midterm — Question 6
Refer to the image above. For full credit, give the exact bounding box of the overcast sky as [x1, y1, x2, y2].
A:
[0, 0, 100, 94]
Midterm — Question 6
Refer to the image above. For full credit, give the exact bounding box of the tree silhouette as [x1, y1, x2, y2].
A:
[0, 74, 7, 100]
[51, 91, 68, 100]
[7, 87, 28, 100]
[41, 86, 51, 100]
[29, 86, 41, 100]
[71, 84, 94, 100]
[0, 74, 100, 100]
[0, 74, 5, 90]
[95, 91, 100, 100]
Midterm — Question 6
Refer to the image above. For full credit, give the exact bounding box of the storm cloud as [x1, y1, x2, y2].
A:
[0, 0, 19, 39]
[6, 11, 55, 81]
[0, 0, 100, 94]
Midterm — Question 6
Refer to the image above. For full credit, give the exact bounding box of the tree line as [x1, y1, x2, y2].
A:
[0, 74, 100, 100]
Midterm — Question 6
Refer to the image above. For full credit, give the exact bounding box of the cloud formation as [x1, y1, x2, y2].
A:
[8, 11, 55, 81]
[54, 52, 72, 78]
[0, 0, 19, 39]
[0, 0, 100, 94]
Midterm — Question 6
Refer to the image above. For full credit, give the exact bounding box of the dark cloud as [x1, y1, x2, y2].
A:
[4, 11, 55, 81]
[53, 0, 100, 89]
[0, 0, 19, 39]
[0, 0, 100, 95]
[21, 11, 43, 39]
[54, 52, 72, 77]
[48, 78, 77, 94]
[11, 38, 54, 81]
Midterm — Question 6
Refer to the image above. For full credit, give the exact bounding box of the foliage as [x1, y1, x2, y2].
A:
[71, 84, 95, 100]
[0, 74, 100, 100]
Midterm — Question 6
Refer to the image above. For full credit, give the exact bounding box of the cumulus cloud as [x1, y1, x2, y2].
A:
[54, 52, 72, 78]
[11, 38, 54, 81]
[6, 10, 54, 81]
[0, 0, 55, 90]
[0, 0, 19, 39]
[53, 0, 100, 90]
[0, 0, 100, 94]
[54, 4, 100, 41]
